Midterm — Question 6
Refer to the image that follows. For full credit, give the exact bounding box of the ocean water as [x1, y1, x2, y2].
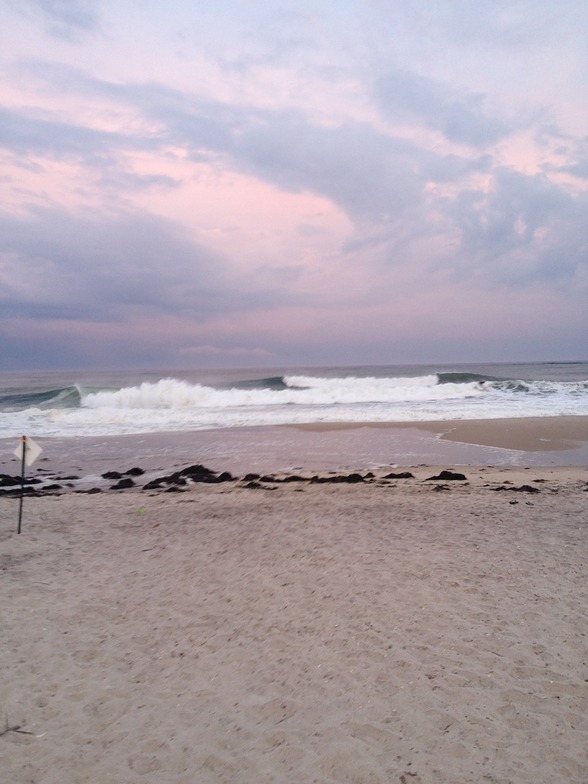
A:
[0, 361, 586, 440]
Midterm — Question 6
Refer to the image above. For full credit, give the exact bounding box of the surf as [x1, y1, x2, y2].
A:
[0, 385, 82, 411]
[0, 363, 586, 439]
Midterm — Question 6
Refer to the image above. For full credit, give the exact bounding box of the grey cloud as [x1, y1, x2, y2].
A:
[546, 138, 588, 180]
[228, 111, 496, 227]
[6, 63, 585, 302]
[375, 69, 510, 148]
[0, 209, 232, 323]
[106, 73, 487, 216]
[99, 171, 182, 193]
[212, 9, 317, 73]
[0, 104, 183, 195]
[447, 167, 588, 285]
[0, 106, 136, 163]
[560, 160, 588, 180]
[389, 1, 581, 50]
[232, 115, 423, 217]
[6, 64, 479, 223]
[143, 98, 476, 223]
[12, 61, 236, 158]
[15, 0, 102, 41]
[0, 206, 308, 327]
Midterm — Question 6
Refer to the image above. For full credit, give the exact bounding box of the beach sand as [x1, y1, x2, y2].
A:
[297, 415, 588, 451]
[1, 463, 587, 783]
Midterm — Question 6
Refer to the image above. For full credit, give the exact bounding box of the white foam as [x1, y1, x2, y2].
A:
[82, 374, 483, 411]
[1, 374, 586, 439]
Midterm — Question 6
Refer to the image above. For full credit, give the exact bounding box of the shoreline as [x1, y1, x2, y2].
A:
[1, 416, 588, 481]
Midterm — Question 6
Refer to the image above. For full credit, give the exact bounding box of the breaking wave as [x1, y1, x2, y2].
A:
[1, 369, 586, 438]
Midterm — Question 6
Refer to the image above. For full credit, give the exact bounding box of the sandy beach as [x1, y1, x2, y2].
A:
[1, 459, 587, 783]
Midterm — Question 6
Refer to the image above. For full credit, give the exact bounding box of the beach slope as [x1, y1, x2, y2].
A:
[1, 467, 587, 783]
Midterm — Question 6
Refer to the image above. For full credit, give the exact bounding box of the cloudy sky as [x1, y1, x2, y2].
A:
[1, 0, 587, 370]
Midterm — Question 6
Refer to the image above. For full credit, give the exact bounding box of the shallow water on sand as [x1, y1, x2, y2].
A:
[2, 422, 587, 484]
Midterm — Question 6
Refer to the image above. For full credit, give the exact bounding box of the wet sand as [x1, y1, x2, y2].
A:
[294, 415, 588, 453]
[1, 417, 588, 483]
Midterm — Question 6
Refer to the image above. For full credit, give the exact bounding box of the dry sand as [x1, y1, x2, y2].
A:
[1, 465, 587, 783]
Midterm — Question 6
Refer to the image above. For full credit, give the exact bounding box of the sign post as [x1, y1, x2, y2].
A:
[17, 437, 26, 534]
[13, 436, 43, 534]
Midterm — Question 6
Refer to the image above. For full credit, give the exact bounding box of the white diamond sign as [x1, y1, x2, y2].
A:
[14, 436, 43, 467]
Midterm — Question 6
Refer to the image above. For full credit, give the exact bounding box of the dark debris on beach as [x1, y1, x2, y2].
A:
[1, 465, 582, 498]
[425, 470, 468, 481]
[0, 464, 382, 496]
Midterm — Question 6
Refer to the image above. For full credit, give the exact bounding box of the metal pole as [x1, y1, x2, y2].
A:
[17, 435, 26, 535]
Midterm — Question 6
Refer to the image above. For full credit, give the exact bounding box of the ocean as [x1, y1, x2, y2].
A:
[1, 361, 587, 440]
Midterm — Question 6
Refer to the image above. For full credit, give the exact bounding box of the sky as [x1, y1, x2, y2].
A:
[1, 0, 587, 371]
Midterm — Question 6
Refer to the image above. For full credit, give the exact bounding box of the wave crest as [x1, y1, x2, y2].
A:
[1, 369, 586, 439]
[82, 374, 485, 410]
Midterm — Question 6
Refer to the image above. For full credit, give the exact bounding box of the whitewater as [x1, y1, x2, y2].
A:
[0, 362, 587, 439]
